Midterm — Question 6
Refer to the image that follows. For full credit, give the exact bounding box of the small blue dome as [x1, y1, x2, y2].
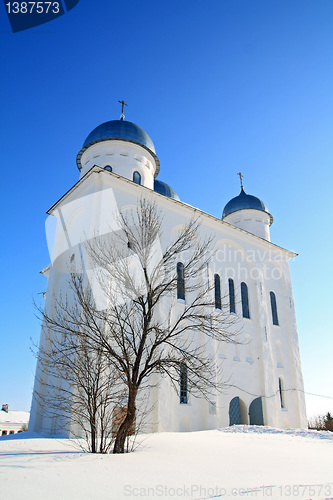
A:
[222, 188, 273, 224]
[154, 180, 180, 200]
[77, 120, 160, 174]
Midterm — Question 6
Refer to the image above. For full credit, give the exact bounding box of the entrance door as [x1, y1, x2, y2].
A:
[249, 397, 264, 425]
[229, 397, 241, 426]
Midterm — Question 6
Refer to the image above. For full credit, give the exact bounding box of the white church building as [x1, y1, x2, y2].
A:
[29, 113, 307, 435]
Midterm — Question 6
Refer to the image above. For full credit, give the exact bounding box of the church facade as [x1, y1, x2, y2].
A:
[29, 115, 307, 435]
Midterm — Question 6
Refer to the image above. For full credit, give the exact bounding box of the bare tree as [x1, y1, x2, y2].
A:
[308, 412, 333, 432]
[36, 197, 238, 453]
[32, 318, 123, 453]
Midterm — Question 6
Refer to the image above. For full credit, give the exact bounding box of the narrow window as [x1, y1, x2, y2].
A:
[214, 274, 222, 310]
[180, 362, 188, 404]
[104, 165, 112, 172]
[228, 278, 236, 313]
[270, 291, 279, 326]
[177, 262, 185, 300]
[241, 282, 250, 319]
[279, 377, 285, 408]
[133, 171, 141, 185]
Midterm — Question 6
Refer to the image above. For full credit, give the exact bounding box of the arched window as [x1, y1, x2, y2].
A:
[104, 165, 112, 172]
[228, 278, 236, 313]
[214, 274, 222, 310]
[133, 171, 141, 185]
[177, 262, 185, 301]
[241, 282, 250, 319]
[180, 362, 188, 404]
[279, 377, 285, 408]
[270, 291, 279, 326]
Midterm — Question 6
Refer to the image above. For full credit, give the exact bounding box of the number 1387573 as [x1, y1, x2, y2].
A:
[5, 2, 60, 14]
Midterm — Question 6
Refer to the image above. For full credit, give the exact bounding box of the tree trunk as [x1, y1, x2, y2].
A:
[90, 418, 97, 453]
[113, 389, 137, 454]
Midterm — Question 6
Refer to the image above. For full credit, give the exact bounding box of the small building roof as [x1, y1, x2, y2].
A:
[0, 410, 30, 424]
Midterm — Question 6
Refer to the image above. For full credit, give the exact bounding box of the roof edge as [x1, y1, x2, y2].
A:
[47, 166, 296, 259]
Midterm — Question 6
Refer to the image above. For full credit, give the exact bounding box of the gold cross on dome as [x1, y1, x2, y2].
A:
[237, 172, 244, 189]
[118, 100, 128, 115]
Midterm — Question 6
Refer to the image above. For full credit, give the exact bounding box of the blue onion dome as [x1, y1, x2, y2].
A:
[222, 188, 273, 225]
[76, 120, 160, 175]
[154, 179, 180, 201]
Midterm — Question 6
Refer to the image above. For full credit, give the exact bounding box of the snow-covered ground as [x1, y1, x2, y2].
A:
[1, 426, 332, 500]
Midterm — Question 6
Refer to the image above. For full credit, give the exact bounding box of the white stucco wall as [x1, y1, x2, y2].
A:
[79, 140, 157, 189]
[30, 162, 307, 435]
[223, 208, 272, 241]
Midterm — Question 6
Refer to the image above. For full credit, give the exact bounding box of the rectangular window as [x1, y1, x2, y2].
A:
[270, 291, 279, 326]
[180, 362, 188, 404]
[214, 274, 222, 310]
[241, 282, 250, 319]
[279, 378, 285, 408]
[229, 278, 236, 313]
[177, 262, 185, 301]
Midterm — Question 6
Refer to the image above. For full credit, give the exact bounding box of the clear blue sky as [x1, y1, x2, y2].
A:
[1, 0, 332, 419]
